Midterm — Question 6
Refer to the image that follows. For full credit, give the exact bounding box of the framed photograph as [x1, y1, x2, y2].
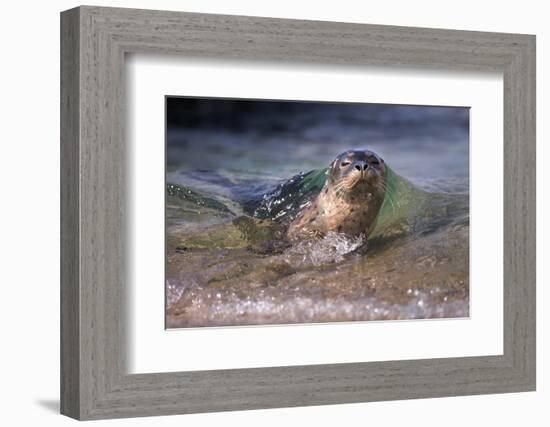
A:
[61, 6, 536, 420]
[164, 97, 470, 329]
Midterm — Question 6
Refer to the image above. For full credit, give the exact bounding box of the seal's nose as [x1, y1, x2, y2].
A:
[354, 161, 369, 172]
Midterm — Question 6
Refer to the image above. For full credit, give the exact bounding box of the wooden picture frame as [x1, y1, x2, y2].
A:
[60, 5, 536, 420]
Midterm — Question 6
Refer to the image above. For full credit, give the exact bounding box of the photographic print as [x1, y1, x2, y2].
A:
[165, 97, 469, 328]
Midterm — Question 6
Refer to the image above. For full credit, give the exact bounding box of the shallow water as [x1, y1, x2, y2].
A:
[165, 102, 469, 328]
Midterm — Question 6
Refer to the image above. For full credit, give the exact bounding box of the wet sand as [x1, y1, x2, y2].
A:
[166, 212, 468, 328]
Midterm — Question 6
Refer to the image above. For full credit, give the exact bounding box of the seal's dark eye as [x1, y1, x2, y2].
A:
[340, 161, 351, 167]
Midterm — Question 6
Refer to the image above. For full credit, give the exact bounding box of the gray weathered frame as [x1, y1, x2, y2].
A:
[60, 5, 536, 420]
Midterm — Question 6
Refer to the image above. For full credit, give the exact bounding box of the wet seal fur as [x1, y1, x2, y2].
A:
[287, 150, 387, 240]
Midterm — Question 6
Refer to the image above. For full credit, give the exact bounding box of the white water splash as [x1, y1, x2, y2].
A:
[284, 232, 365, 266]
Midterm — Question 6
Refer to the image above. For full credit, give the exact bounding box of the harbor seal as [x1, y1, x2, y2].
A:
[287, 149, 387, 240]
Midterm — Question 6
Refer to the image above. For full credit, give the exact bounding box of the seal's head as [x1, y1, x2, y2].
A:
[287, 149, 387, 240]
[328, 149, 386, 199]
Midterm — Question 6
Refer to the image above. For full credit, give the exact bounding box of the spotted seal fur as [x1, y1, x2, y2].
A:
[287, 149, 386, 240]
